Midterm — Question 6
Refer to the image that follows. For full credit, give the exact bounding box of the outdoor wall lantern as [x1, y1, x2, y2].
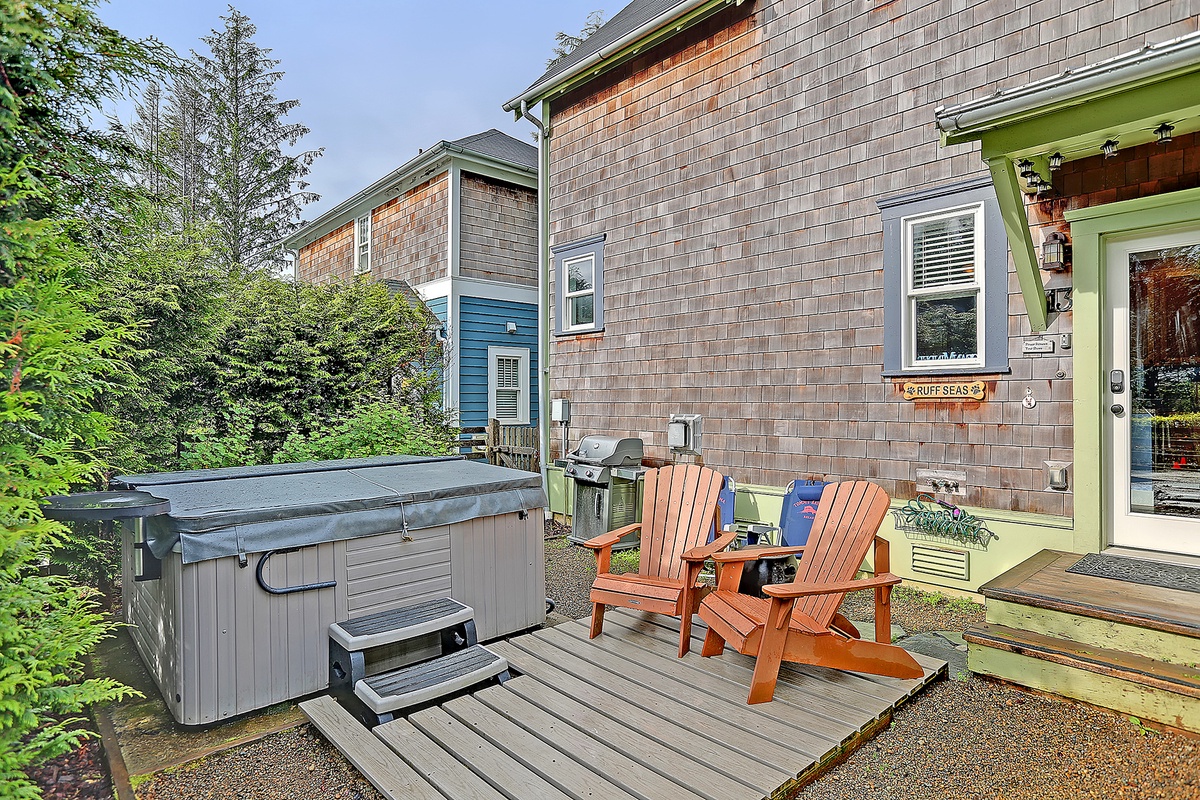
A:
[1041, 230, 1070, 272]
[1101, 139, 1120, 158]
[1016, 158, 1036, 179]
[1048, 152, 1064, 171]
[1155, 123, 1175, 145]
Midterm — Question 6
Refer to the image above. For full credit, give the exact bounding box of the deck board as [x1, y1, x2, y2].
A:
[305, 610, 946, 800]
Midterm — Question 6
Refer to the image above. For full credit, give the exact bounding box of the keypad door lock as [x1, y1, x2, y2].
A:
[1109, 369, 1125, 394]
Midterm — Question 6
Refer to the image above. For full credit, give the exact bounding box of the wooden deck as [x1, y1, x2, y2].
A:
[304, 609, 946, 800]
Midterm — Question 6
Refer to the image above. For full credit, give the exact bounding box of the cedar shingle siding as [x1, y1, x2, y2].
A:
[372, 175, 450, 287]
[546, 0, 1199, 516]
[296, 221, 355, 283]
[460, 174, 538, 285]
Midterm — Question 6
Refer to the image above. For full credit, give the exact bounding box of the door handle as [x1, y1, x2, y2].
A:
[1111, 404, 1125, 416]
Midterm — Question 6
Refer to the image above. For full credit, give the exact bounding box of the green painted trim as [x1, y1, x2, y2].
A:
[987, 156, 1048, 331]
[987, 599, 1200, 663]
[968, 643, 1200, 734]
[534, 0, 739, 106]
[973, 73, 1200, 159]
[1066, 188, 1200, 554]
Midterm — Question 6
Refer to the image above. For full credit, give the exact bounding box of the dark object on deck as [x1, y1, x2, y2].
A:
[1066, 551, 1200, 594]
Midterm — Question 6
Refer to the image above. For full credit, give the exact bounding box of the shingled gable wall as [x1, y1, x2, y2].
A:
[545, 0, 1199, 517]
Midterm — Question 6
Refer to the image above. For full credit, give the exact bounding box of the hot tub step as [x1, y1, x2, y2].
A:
[331, 597, 476, 651]
[355, 645, 509, 716]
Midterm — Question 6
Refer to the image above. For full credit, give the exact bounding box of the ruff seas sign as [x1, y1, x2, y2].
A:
[902, 380, 987, 402]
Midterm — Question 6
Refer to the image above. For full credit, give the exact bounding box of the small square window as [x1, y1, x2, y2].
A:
[355, 214, 371, 274]
[553, 234, 605, 335]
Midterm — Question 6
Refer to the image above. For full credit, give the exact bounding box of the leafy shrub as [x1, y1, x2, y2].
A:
[272, 402, 452, 463]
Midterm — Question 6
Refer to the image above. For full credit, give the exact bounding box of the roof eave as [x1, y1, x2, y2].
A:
[935, 31, 1200, 146]
[502, 0, 747, 112]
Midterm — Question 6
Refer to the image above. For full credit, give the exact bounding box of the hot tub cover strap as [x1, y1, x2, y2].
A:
[119, 458, 547, 564]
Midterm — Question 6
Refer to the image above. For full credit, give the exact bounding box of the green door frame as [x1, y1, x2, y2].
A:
[1065, 185, 1200, 553]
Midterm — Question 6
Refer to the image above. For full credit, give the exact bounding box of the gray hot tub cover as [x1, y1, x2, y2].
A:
[113, 456, 547, 564]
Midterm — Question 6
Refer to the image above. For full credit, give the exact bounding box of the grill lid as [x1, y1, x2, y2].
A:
[567, 435, 644, 467]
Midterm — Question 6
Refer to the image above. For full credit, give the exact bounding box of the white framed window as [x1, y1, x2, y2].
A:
[552, 234, 605, 335]
[488, 346, 530, 425]
[562, 253, 596, 331]
[354, 213, 371, 274]
[901, 203, 985, 369]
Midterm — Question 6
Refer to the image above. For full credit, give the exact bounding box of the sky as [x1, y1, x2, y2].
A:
[98, 0, 606, 219]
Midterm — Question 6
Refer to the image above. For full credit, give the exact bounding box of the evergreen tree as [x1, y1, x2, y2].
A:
[547, 10, 606, 68]
[194, 7, 321, 270]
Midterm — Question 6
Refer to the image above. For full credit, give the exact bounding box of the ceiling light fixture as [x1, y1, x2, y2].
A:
[1155, 123, 1175, 145]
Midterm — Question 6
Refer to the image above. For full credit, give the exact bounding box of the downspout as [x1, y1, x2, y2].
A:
[521, 99, 552, 512]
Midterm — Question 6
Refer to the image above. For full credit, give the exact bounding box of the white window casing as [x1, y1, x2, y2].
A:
[488, 346, 530, 425]
[901, 203, 985, 369]
[355, 213, 371, 274]
[562, 252, 596, 331]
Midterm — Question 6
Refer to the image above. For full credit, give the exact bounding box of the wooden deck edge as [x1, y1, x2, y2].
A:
[965, 623, 1200, 698]
[92, 704, 136, 800]
[780, 712, 895, 800]
[977, 549, 1071, 594]
[300, 696, 443, 800]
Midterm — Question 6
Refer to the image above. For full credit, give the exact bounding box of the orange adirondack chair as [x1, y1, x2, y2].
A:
[697, 480, 924, 704]
[584, 464, 736, 657]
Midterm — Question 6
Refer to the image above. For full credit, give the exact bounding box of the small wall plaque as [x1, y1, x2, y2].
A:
[902, 381, 987, 401]
[1022, 338, 1055, 354]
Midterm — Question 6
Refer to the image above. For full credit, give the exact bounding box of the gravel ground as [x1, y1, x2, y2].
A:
[61, 525, 1200, 799]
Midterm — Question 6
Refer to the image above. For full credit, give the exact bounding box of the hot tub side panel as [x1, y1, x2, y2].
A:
[449, 510, 546, 640]
[122, 522, 183, 712]
[343, 525, 452, 617]
[177, 543, 340, 725]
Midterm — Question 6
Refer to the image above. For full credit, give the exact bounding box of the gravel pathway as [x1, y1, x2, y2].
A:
[121, 526, 1198, 799]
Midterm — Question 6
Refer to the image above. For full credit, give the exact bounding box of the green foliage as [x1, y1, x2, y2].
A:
[609, 547, 641, 575]
[0, 172, 139, 797]
[547, 10, 606, 68]
[272, 402, 452, 464]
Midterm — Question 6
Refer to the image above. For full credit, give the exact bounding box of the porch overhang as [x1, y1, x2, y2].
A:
[934, 31, 1200, 332]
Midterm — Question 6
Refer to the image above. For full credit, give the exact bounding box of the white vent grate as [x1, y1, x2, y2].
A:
[911, 544, 969, 581]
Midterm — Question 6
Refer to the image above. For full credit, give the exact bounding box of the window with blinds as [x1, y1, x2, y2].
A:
[904, 205, 984, 367]
[488, 346, 530, 425]
[494, 356, 520, 420]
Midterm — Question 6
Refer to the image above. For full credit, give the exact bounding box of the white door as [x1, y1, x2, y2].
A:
[1107, 227, 1200, 556]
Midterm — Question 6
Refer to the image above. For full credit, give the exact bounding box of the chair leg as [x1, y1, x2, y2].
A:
[590, 602, 606, 639]
[678, 612, 693, 657]
[748, 630, 787, 704]
[701, 626, 725, 657]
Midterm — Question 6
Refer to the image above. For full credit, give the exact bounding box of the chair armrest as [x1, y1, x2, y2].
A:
[681, 528, 738, 561]
[761, 573, 903, 599]
[711, 545, 806, 563]
[582, 524, 641, 550]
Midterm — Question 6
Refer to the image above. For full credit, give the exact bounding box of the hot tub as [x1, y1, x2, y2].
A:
[113, 455, 546, 725]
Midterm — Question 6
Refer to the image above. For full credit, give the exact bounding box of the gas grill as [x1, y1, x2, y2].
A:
[564, 435, 645, 549]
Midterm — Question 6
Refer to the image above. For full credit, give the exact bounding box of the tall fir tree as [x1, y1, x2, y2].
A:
[194, 7, 321, 271]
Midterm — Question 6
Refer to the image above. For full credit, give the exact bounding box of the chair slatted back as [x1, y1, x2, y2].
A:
[791, 481, 891, 628]
[639, 465, 725, 581]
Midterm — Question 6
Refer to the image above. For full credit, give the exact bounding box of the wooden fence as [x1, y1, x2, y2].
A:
[458, 420, 540, 473]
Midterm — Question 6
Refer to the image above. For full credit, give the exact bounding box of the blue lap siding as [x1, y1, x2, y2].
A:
[458, 295, 539, 429]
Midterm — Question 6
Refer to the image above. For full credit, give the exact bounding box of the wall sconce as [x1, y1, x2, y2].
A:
[1155, 123, 1174, 145]
[1041, 230, 1070, 272]
[1017, 158, 1036, 179]
[1101, 139, 1119, 158]
[1048, 152, 1064, 171]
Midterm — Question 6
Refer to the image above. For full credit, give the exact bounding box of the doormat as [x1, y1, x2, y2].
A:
[1065, 552, 1200, 594]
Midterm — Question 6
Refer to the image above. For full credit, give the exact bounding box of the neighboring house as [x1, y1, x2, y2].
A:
[505, 1, 1200, 730]
[285, 130, 540, 430]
